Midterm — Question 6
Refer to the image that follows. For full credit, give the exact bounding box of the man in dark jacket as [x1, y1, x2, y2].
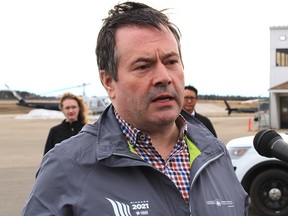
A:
[183, 85, 217, 137]
[21, 2, 248, 215]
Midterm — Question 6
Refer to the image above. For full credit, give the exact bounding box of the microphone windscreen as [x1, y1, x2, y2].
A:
[253, 129, 282, 157]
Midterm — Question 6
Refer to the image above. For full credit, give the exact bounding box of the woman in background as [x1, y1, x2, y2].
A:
[44, 92, 89, 155]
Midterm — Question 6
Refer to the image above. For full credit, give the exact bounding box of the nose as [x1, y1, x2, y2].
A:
[152, 63, 172, 86]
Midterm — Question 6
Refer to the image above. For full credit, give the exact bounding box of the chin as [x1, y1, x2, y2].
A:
[155, 111, 179, 122]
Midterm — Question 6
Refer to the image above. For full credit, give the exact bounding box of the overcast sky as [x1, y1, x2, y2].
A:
[1, 0, 288, 98]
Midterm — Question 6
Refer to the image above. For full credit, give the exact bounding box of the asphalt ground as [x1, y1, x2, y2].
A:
[0, 112, 260, 216]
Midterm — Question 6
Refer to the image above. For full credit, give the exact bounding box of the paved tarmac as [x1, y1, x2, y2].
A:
[0, 112, 260, 215]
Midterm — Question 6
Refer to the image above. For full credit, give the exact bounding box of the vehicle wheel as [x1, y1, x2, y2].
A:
[250, 169, 288, 216]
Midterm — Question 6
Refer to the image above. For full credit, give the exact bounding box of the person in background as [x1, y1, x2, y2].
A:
[21, 2, 248, 215]
[43, 92, 89, 155]
[182, 85, 217, 137]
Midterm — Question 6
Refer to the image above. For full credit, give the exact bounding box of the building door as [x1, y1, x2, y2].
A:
[280, 96, 288, 128]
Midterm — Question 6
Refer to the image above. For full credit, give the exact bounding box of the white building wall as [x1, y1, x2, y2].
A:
[269, 26, 288, 129]
[269, 92, 279, 128]
[270, 27, 288, 88]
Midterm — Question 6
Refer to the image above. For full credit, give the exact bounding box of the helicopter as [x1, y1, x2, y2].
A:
[5, 84, 111, 115]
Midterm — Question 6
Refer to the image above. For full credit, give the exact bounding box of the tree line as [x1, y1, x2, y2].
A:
[0, 90, 268, 101]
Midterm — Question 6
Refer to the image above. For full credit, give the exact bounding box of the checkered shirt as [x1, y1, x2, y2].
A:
[114, 108, 190, 204]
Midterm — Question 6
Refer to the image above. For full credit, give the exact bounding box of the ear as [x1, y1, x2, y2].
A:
[100, 70, 116, 99]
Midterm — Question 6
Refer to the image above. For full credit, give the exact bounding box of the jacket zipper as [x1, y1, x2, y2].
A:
[189, 151, 224, 215]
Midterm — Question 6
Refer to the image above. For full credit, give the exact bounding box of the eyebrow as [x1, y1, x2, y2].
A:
[133, 51, 180, 64]
[163, 52, 179, 60]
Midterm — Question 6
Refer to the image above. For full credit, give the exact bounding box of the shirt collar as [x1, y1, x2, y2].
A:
[113, 107, 187, 146]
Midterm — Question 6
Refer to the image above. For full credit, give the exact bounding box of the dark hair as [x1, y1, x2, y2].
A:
[185, 85, 198, 96]
[95, 1, 182, 82]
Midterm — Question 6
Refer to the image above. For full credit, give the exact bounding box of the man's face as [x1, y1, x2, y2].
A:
[102, 25, 184, 133]
[183, 89, 197, 114]
[61, 99, 79, 123]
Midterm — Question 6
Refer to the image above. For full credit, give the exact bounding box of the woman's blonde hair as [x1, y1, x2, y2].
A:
[59, 92, 89, 124]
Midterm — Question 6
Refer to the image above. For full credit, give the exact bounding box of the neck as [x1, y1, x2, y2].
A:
[66, 119, 77, 124]
[149, 123, 180, 161]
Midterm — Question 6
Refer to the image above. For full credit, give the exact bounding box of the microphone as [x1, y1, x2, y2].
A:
[253, 129, 288, 163]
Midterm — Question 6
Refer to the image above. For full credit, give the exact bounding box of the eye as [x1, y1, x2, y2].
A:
[134, 63, 151, 71]
[166, 60, 177, 65]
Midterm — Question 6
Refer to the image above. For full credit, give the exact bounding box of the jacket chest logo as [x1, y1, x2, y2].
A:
[106, 198, 150, 216]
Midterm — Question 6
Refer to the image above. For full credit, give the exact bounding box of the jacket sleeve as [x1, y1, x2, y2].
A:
[20, 145, 79, 216]
[43, 129, 54, 155]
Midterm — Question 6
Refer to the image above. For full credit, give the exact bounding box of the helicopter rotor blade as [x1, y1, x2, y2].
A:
[39, 83, 91, 95]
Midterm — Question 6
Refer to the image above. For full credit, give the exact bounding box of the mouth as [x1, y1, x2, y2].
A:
[152, 94, 174, 103]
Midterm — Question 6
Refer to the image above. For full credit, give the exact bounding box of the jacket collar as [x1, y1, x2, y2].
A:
[81, 106, 225, 166]
[82, 105, 139, 162]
